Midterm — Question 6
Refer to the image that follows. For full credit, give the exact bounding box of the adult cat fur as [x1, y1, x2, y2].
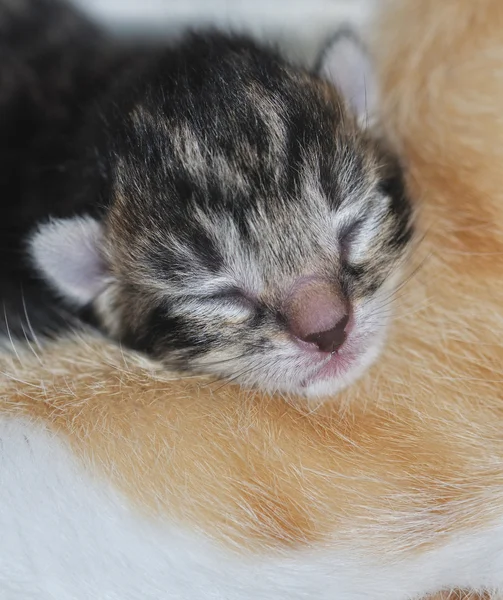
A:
[0, 0, 502, 598]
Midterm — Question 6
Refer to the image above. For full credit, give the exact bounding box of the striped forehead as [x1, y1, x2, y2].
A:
[186, 183, 380, 296]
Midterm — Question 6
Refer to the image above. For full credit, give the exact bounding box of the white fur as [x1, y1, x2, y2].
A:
[1, 416, 503, 599]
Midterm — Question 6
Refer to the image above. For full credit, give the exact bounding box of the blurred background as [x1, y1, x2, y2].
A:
[69, 0, 375, 64]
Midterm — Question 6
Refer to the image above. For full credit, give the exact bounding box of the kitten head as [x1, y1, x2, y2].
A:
[30, 31, 413, 398]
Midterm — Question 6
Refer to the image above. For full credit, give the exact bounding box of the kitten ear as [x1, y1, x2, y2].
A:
[317, 29, 377, 124]
[29, 216, 108, 306]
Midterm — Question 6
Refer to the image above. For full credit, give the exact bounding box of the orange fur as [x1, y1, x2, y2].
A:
[1, 0, 503, 597]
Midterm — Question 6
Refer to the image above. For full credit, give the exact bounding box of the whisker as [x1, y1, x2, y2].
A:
[3, 303, 21, 362]
[20, 287, 43, 352]
[19, 319, 42, 364]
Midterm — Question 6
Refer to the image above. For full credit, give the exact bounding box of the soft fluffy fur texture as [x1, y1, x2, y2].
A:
[1, 0, 503, 598]
[0, 0, 413, 397]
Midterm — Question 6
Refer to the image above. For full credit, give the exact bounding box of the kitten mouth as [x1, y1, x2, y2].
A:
[299, 348, 356, 388]
[294, 321, 389, 397]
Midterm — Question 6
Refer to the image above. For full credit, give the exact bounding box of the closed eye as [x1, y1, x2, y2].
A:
[203, 286, 255, 304]
[175, 289, 255, 324]
[198, 287, 258, 318]
[339, 218, 365, 256]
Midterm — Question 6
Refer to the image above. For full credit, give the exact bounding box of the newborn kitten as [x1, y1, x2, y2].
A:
[0, 0, 413, 397]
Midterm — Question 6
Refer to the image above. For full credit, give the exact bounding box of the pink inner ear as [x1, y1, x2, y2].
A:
[320, 33, 376, 122]
[56, 242, 107, 299]
[29, 216, 107, 306]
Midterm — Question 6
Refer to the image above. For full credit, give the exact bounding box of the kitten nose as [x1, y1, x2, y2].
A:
[284, 277, 349, 353]
[301, 313, 349, 353]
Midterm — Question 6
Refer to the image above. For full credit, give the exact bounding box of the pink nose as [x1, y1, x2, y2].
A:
[284, 277, 349, 353]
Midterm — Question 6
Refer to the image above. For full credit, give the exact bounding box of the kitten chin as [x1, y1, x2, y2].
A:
[0, 0, 413, 398]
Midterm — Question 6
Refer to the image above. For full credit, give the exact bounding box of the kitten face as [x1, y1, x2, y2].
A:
[31, 33, 413, 398]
